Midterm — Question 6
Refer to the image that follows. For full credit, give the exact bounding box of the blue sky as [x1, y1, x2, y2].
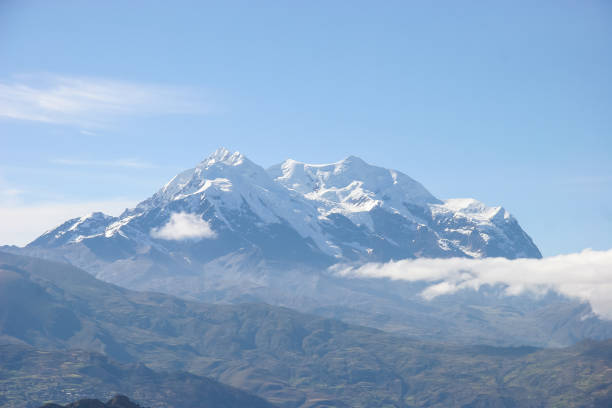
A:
[0, 0, 611, 255]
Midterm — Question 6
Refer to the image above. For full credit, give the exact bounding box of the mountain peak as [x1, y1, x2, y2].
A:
[200, 147, 245, 168]
[340, 155, 367, 165]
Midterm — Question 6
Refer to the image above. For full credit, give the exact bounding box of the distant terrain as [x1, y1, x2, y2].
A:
[1, 251, 611, 407]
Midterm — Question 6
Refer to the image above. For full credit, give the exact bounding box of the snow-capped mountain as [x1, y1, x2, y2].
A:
[27, 148, 540, 274]
[15, 149, 612, 348]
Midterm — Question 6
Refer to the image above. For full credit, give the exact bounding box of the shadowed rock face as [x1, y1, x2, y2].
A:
[41, 395, 143, 408]
[6, 343, 278, 408]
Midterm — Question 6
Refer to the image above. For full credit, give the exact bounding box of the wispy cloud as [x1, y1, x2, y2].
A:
[51, 158, 155, 169]
[0, 74, 212, 128]
[335, 249, 612, 319]
[0, 176, 25, 205]
[0, 187, 23, 198]
[151, 212, 217, 240]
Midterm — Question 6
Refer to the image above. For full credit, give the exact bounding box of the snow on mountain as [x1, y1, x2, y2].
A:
[24, 148, 541, 278]
[429, 198, 540, 259]
[30, 212, 116, 247]
[268, 156, 440, 229]
[129, 147, 335, 257]
[268, 154, 540, 260]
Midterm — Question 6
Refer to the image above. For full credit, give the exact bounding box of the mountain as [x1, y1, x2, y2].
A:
[1, 252, 611, 408]
[268, 155, 540, 260]
[26, 148, 541, 269]
[3, 149, 602, 347]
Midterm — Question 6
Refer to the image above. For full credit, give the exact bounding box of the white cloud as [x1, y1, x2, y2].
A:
[150, 212, 216, 240]
[0, 176, 28, 207]
[335, 249, 612, 319]
[51, 158, 155, 169]
[0, 199, 137, 246]
[0, 74, 212, 128]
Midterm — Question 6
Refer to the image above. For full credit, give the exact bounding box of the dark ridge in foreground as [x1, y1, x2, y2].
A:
[2, 345, 277, 408]
[41, 395, 143, 408]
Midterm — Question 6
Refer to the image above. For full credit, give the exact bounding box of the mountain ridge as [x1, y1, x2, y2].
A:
[24, 147, 541, 262]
